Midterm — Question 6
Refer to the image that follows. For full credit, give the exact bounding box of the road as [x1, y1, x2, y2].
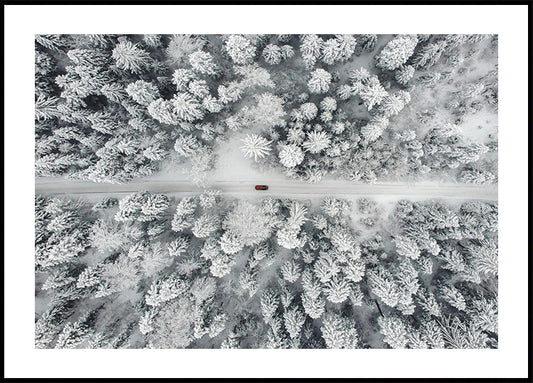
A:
[35, 179, 498, 201]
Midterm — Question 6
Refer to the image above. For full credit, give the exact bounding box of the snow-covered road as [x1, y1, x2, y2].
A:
[35, 179, 498, 201]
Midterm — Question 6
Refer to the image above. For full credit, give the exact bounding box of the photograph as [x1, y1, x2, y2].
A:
[34, 32, 499, 350]
[3, 3, 528, 380]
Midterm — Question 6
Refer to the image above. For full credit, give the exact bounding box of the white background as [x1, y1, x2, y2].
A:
[4, 4, 529, 379]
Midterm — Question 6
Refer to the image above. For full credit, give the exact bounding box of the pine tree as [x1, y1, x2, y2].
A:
[406, 326, 429, 349]
[337, 84, 354, 100]
[223, 201, 273, 246]
[468, 297, 498, 333]
[36, 34, 69, 52]
[412, 39, 447, 69]
[440, 285, 467, 311]
[375, 35, 418, 71]
[189, 50, 219, 76]
[320, 97, 337, 112]
[112, 38, 152, 74]
[55, 318, 90, 349]
[240, 134, 272, 161]
[395, 65, 415, 86]
[355, 76, 389, 111]
[126, 80, 160, 106]
[330, 228, 356, 252]
[367, 266, 401, 308]
[221, 330, 240, 348]
[35, 95, 61, 121]
[217, 81, 243, 105]
[345, 257, 365, 283]
[278, 144, 304, 168]
[300, 34, 324, 67]
[171, 92, 204, 122]
[394, 235, 421, 259]
[467, 239, 498, 278]
[101, 255, 140, 292]
[276, 226, 306, 249]
[261, 289, 279, 324]
[321, 38, 343, 65]
[147, 99, 180, 125]
[139, 194, 169, 222]
[378, 315, 408, 349]
[308, 68, 332, 94]
[76, 264, 104, 289]
[302, 131, 331, 153]
[145, 275, 187, 307]
[167, 235, 190, 257]
[416, 287, 442, 317]
[262, 44, 283, 65]
[192, 214, 219, 238]
[437, 248, 466, 273]
[283, 306, 306, 339]
[280, 45, 295, 60]
[89, 219, 127, 253]
[325, 276, 352, 304]
[101, 82, 127, 103]
[421, 319, 445, 349]
[219, 230, 244, 254]
[300, 102, 318, 121]
[313, 253, 339, 283]
[321, 312, 359, 349]
[280, 259, 302, 283]
[225, 34, 256, 65]
[301, 292, 325, 319]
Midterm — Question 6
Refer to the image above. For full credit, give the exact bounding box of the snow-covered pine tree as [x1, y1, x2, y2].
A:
[280, 259, 302, 283]
[283, 306, 306, 339]
[308, 68, 332, 94]
[394, 235, 421, 259]
[261, 289, 279, 324]
[278, 144, 305, 168]
[375, 34, 418, 71]
[302, 131, 331, 154]
[192, 213, 219, 238]
[189, 50, 219, 76]
[112, 38, 152, 74]
[440, 285, 467, 311]
[167, 235, 191, 257]
[240, 134, 272, 161]
[321, 312, 359, 349]
[367, 265, 401, 308]
[378, 315, 408, 349]
[219, 230, 244, 255]
[126, 80, 160, 106]
[262, 44, 283, 65]
[225, 34, 256, 65]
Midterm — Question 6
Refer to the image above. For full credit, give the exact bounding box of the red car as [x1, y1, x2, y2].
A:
[255, 185, 268, 190]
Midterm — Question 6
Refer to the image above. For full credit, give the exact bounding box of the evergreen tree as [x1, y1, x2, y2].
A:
[240, 134, 272, 161]
[375, 35, 418, 71]
[112, 38, 152, 74]
[261, 289, 279, 324]
[440, 284, 467, 311]
[280, 259, 302, 283]
[367, 266, 401, 308]
[321, 312, 359, 349]
[189, 50, 219, 76]
[126, 80, 160, 106]
[278, 144, 305, 168]
[225, 34, 256, 65]
[302, 131, 331, 154]
[308, 68, 332, 94]
[283, 306, 306, 339]
[378, 315, 408, 349]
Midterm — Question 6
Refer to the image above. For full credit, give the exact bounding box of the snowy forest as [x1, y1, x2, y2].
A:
[35, 34, 498, 349]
